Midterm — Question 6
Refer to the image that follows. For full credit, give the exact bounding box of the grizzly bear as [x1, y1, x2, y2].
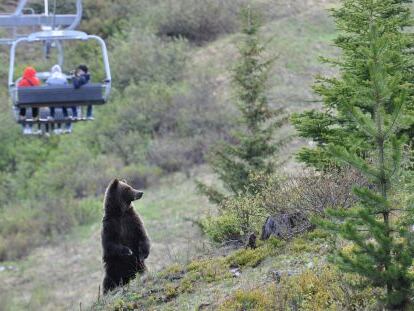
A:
[101, 179, 150, 294]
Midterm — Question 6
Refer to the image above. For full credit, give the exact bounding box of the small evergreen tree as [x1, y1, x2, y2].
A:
[291, 0, 414, 170]
[198, 7, 285, 205]
[314, 16, 414, 311]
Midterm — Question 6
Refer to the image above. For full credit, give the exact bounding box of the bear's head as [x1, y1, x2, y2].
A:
[104, 179, 144, 215]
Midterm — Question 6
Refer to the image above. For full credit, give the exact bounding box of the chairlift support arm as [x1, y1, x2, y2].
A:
[0, 0, 82, 29]
[13, 0, 29, 16]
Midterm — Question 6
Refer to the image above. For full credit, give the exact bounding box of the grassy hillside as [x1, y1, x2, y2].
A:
[92, 231, 377, 310]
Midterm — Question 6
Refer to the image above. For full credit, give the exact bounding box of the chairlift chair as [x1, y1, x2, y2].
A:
[1, 1, 112, 135]
[8, 30, 112, 125]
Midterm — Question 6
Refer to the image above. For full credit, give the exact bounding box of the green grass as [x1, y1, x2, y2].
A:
[92, 231, 379, 310]
[135, 173, 207, 221]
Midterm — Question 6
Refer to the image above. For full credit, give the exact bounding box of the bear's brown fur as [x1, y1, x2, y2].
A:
[101, 179, 150, 294]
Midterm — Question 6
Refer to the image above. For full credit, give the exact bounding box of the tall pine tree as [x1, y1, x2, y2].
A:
[297, 0, 414, 308]
[292, 0, 414, 169]
[198, 7, 285, 204]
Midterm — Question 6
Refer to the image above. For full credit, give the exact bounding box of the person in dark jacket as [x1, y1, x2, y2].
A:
[73, 64, 93, 120]
[61, 65, 90, 133]
[73, 64, 90, 89]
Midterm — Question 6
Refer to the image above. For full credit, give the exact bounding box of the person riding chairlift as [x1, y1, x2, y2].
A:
[46, 64, 67, 134]
[18, 66, 41, 135]
[73, 64, 93, 120]
[60, 64, 93, 133]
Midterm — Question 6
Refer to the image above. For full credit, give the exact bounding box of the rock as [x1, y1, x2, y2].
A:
[230, 267, 241, 278]
[261, 213, 311, 240]
[269, 270, 282, 283]
[198, 303, 211, 310]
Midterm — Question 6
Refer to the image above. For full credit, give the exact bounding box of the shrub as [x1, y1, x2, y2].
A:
[0, 201, 58, 260]
[81, 0, 137, 38]
[0, 195, 100, 261]
[305, 229, 330, 241]
[225, 247, 271, 268]
[219, 289, 273, 311]
[119, 165, 162, 189]
[290, 238, 315, 254]
[73, 198, 102, 226]
[186, 258, 230, 283]
[201, 213, 242, 243]
[284, 266, 379, 310]
[111, 32, 188, 90]
[202, 167, 366, 243]
[260, 168, 366, 217]
[0, 172, 15, 207]
[117, 73, 235, 175]
[147, 135, 205, 174]
[219, 266, 379, 310]
[221, 194, 268, 236]
[201, 184, 270, 243]
[0, 204, 42, 261]
[28, 136, 126, 200]
[144, 72, 236, 174]
[156, 0, 243, 44]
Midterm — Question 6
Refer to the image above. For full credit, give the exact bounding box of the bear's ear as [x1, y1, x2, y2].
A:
[109, 178, 119, 190]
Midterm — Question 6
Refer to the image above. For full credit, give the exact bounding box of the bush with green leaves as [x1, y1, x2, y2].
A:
[156, 0, 243, 44]
[201, 212, 243, 243]
[111, 32, 188, 91]
[203, 167, 368, 243]
[0, 195, 100, 261]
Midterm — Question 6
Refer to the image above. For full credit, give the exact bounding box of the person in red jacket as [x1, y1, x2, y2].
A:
[18, 66, 41, 134]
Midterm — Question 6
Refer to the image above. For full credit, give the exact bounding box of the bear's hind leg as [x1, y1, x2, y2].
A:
[103, 275, 118, 294]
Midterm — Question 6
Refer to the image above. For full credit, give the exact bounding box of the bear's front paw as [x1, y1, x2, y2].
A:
[121, 247, 133, 256]
[138, 248, 149, 260]
[138, 242, 150, 259]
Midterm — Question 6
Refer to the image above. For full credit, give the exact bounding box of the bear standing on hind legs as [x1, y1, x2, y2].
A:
[101, 179, 150, 294]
